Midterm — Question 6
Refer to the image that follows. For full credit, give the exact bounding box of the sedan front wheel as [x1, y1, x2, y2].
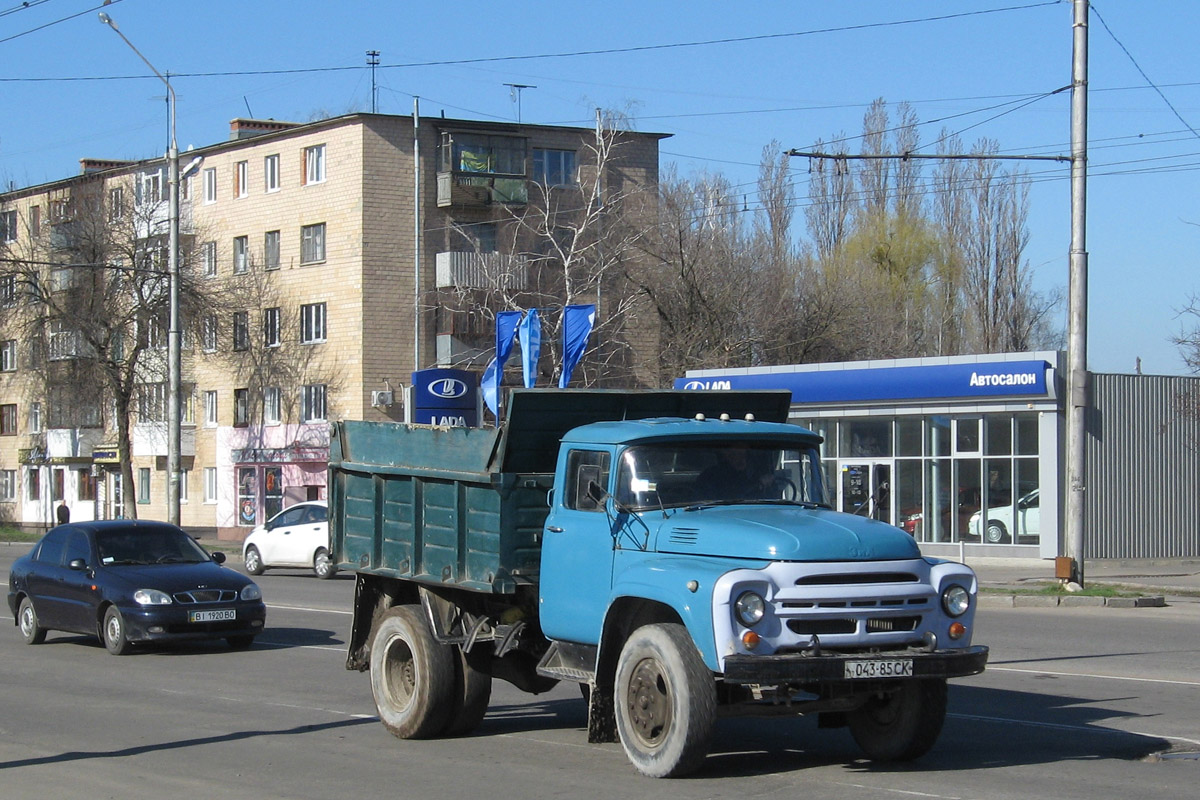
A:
[102, 606, 132, 655]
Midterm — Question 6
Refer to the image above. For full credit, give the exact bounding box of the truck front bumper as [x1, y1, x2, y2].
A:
[721, 645, 988, 685]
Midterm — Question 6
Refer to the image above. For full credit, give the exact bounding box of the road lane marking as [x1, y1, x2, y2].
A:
[989, 665, 1200, 688]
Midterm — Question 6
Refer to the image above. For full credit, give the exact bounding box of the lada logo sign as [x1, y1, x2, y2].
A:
[428, 378, 468, 399]
[682, 380, 731, 391]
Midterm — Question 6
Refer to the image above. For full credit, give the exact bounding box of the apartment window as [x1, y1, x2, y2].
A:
[1, 470, 16, 502]
[0, 209, 16, 243]
[29, 402, 41, 433]
[233, 311, 250, 351]
[30, 206, 39, 236]
[204, 467, 217, 503]
[203, 167, 217, 203]
[182, 388, 195, 425]
[234, 160, 249, 198]
[202, 313, 218, 352]
[138, 170, 162, 206]
[441, 133, 525, 175]
[265, 154, 280, 192]
[0, 404, 16, 435]
[233, 236, 249, 274]
[264, 230, 281, 270]
[138, 467, 150, 504]
[204, 390, 218, 426]
[108, 186, 125, 221]
[264, 387, 281, 424]
[303, 144, 326, 185]
[200, 241, 217, 277]
[26, 467, 39, 501]
[77, 468, 96, 501]
[234, 388, 250, 427]
[137, 383, 167, 423]
[301, 384, 327, 423]
[263, 307, 281, 347]
[1, 339, 15, 372]
[300, 223, 326, 264]
[300, 302, 327, 344]
[49, 320, 86, 361]
[179, 469, 189, 503]
[533, 148, 577, 186]
[1, 274, 15, 306]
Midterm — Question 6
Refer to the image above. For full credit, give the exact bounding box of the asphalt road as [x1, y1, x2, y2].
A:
[2, 543, 1198, 799]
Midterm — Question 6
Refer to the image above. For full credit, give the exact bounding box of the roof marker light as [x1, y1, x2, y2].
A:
[720, 413, 731, 421]
[695, 413, 706, 421]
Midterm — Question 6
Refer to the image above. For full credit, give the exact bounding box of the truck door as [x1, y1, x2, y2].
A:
[538, 448, 615, 645]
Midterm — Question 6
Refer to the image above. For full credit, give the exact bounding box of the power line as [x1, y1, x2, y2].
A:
[0, 0, 124, 46]
[1, 2, 1059, 80]
[1090, 3, 1200, 141]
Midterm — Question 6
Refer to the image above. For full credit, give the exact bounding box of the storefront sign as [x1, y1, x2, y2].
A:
[675, 360, 1050, 403]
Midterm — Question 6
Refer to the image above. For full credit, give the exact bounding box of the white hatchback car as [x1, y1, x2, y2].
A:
[242, 500, 337, 579]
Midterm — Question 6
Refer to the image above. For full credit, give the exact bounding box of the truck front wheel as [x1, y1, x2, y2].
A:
[614, 623, 716, 778]
[847, 678, 948, 761]
[369, 605, 455, 739]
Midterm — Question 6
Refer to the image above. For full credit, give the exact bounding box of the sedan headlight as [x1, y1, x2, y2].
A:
[942, 584, 971, 617]
[734, 591, 766, 627]
[133, 588, 173, 606]
[240, 583, 262, 602]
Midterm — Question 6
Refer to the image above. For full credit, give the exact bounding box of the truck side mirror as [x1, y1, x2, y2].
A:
[587, 480, 607, 507]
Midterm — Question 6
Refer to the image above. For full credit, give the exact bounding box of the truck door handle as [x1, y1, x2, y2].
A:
[547, 526, 564, 533]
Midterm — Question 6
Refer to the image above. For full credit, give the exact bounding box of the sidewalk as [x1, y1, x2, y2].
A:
[964, 556, 1200, 606]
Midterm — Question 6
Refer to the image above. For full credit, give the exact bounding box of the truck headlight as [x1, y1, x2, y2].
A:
[734, 591, 765, 627]
[942, 584, 970, 617]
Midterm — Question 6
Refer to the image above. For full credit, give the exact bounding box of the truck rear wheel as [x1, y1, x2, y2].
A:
[614, 623, 716, 778]
[444, 648, 492, 736]
[369, 605, 455, 739]
[848, 678, 948, 761]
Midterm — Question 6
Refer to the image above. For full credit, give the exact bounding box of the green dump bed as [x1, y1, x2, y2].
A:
[328, 389, 791, 594]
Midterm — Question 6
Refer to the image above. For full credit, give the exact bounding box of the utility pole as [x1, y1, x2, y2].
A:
[1066, 0, 1090, 585]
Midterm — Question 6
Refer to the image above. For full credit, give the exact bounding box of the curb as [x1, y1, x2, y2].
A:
[980, 593, 1166, 608]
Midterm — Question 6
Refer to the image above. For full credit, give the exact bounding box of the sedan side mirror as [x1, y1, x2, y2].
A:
[210, 551, 227, 564]
[68, 558, 88, 571]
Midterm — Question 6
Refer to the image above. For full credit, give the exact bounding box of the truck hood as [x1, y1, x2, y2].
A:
[650, 505, 920, 561]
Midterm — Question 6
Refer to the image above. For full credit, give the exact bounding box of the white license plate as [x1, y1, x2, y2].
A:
[844, 659, 913, 679]
[190, 609, 236, 623]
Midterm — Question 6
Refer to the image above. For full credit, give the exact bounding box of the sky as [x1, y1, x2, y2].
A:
[2, 0, 1199, 376]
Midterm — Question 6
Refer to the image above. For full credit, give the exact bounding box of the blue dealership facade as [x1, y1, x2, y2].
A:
[678, 352, 1065, 560]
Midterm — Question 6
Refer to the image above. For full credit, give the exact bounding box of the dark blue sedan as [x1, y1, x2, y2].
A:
[8, 520, 266, 654]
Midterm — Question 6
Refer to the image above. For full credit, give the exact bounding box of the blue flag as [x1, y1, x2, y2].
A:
[518, 308, 541, 388]
[559, 304, 596, 388]
[481, 310, 523, 417]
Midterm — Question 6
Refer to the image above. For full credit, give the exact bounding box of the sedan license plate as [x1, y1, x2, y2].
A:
[189, 609, 236, 623]
[844, 658, 913, 679]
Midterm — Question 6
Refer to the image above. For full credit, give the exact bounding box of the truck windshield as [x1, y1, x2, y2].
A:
[615, 441, 828, 510]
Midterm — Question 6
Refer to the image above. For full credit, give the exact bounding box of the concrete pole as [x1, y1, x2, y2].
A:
[413, 97, 421, 373]
[1066, 0, 1089, 584]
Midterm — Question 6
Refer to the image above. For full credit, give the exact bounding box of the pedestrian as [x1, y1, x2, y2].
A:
[56, 501, 70, 525]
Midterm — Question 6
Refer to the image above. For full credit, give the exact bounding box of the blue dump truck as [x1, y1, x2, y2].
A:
[329, 390, 988, 778]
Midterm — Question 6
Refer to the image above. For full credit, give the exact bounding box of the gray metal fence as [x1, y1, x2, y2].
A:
[1086, 373, 1200, 558]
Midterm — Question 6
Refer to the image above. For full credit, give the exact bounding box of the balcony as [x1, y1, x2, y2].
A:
[435, 251, 528, 290]
[436, 173, 528, 208]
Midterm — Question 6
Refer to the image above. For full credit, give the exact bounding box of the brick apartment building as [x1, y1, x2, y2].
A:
[0, 113, 667, 537]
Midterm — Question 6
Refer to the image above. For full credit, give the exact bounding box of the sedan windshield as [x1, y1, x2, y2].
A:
[96, 529, 211, 565]
[615, 440, 828, 511]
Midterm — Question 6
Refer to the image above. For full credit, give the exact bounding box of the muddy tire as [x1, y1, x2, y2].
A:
[443, 648, 492, 736]
[369, 605, 455, 739]
[614, 623, 716, 778]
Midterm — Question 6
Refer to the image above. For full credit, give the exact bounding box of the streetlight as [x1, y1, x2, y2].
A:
[99, 10, 182, 527]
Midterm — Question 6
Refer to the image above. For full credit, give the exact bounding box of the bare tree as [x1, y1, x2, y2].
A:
[435, 115, 656, 390]
[2, 172, 219, 518]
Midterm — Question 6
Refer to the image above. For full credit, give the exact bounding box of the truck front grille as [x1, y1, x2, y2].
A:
[787, 615, 921, 636]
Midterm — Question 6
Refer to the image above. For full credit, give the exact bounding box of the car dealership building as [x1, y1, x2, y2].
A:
[678, 351, 1200, 561]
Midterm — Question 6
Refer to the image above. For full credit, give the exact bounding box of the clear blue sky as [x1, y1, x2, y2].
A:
[3, 0, 1197, 376]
